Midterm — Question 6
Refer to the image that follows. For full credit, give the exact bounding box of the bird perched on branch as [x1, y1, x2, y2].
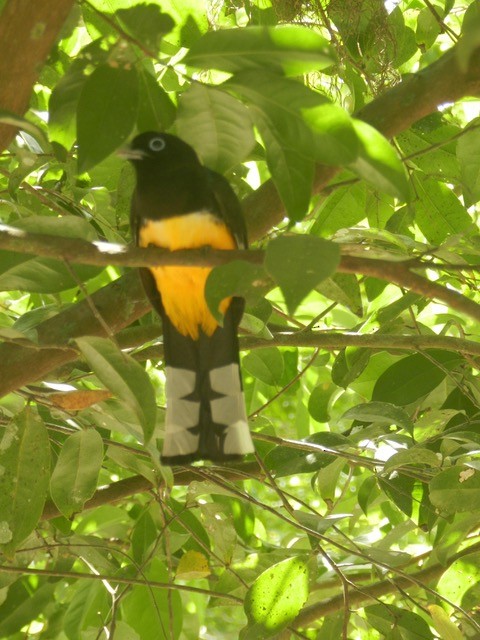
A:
[123, 132, 254, 465]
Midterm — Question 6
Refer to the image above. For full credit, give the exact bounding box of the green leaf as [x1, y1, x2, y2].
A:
[349, 119, 409, 200]
[416, 6, 442, 48]
[136, 68, 176, 132]
[0, 408, 50, 552]
[185, 25, 333, 75]
[48, 71, 86, 150]
[205, 260, 268, 323]
[428, 605, 464, 640]
[436, 551, 480, 613]
[265, 235, 340, 314]
[77, 64, 139, 172]
[241, 557, 309, 639]
[429, 466, 480, 514]
[0, 582, 57, 637]
[116, 4, 175, 51]
[226, 70, 322, 219]
[50, 429, 104, 518]
[303, 103, 359, 165]
[372, 350, 463, 406]
[457, 120, 480, 207]
[341, 401, 414, 434]
[396, 115, 460, 182]
[243, 348, 284, 386]
[75, 337, 157, 443]
[311, 182, 367, 237]
[176, 83, 255, 173]
[415, 176, 472, 243]
[63, 579, 110, 640]
[383, 447, 441, 473]
[308, 382, 336, 423]
[365, 604, 433, 639]
[122, 557, 183, 640]
[265, 432, 350, 477]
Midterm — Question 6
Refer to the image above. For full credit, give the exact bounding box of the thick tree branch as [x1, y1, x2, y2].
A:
[244, 44, 480, 239]
[0, 270, 150, 396]
[0, 0, 75, 151]
[294, 540, 480, 627]
[41, 462, 261, 520]
[1, 224, 479, 321]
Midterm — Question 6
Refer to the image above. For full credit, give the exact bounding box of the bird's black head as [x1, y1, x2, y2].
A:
[122, 132, 200, 169]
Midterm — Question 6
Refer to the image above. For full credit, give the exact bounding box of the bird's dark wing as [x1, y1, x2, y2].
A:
[205, 168, 248, 249]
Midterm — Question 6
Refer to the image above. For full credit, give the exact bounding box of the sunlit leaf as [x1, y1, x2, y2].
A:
[50, 429, 104, 518]
[75, 337, 157, 443]
[429, 466, 480, 514]
[241, 557, 309, 639]
[0, 409, 50, 553]
[176, 83, 255, 173]
[185, 25, 333, 75]
[265, 235, 340, 313]
[349, 119, 409, 200]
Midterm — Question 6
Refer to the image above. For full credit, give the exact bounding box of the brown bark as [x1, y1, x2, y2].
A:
[0, 0, 75, 150]
[243, 45, 480, 239]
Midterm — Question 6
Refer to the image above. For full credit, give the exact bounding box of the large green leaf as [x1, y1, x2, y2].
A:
[176, 83, 255, 172]
[136, 67, 176, 132]
[243, 348, 284, 386]
[365, 604, 433, 639]
[429, 466, 480, 514]
[75, 337, 157, 444]
[48, 71, 86, 150]
[50, 429, 104, 518]
[265, 432, 350, 477]
[372, 350, 463, 406]
[116, 4, 174, 51]
[241, 557, 309, 639]
[122, 557, 183, 640]
[415, 176, 472, 243]
[265, 235, 340, 314]
[77, 64, 139, 172]
[341, 401, 414, 434]
[185, 25, 333, 75]
[303, 103, 360, 165]
[0, 409, 50, 553]
[0, 581, 57, 637]
[205, 260, 268, 323]
[349, 119, 409, 200]
[226, 70, 322, 219]
[311, 182, 367, 236]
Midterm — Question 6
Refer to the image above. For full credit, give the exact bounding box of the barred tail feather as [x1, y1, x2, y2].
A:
[160, 301, 254, 465]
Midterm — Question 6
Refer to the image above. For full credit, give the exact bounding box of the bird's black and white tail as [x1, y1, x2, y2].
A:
[160, 299, 254, 465]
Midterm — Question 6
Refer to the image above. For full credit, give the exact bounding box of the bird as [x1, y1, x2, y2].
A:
[123, 131, 255, 465]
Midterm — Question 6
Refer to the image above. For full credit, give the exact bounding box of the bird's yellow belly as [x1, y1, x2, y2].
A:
[139, 213, 236, 339]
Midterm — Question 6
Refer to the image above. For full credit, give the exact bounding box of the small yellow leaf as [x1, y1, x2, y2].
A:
[176, 550, 210, 580]
[50, 389, 112, 411]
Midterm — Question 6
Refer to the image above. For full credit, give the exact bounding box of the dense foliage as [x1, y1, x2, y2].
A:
[0, 0, 480, 638]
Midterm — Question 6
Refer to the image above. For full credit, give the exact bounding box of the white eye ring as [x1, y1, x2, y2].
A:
[149, 137, 166, 152]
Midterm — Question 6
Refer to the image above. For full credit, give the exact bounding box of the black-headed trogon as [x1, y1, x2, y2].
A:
[124, 131, 255, 465]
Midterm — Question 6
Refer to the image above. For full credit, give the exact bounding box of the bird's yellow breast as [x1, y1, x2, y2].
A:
[139, 212, 236, 339]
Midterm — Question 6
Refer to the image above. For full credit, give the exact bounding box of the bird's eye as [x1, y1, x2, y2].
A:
[149, 137, 166, 152]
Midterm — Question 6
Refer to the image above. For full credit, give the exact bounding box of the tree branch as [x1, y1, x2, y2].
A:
[294, 540, 480, 627]
[0, 0, 75, 151]
[243, 43, 480, 239]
